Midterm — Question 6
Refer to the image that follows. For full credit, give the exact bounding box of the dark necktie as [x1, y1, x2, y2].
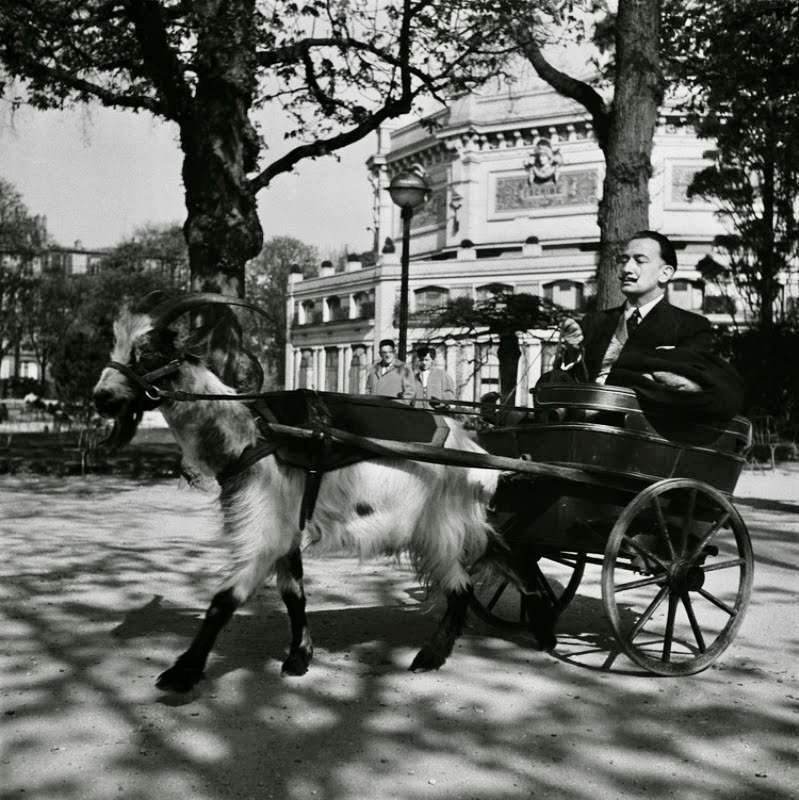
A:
[627, 309, 642, 336]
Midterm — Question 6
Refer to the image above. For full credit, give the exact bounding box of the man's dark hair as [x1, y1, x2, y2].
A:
[378, 338, 396, 350]
[630, 230, 677, 269]
[416, 346, 436, 360]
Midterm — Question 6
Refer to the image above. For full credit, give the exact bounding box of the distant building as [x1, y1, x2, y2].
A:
[285, 74, 775, 403]
[1, 235, 189, 392]
[1, 242, 106, 390]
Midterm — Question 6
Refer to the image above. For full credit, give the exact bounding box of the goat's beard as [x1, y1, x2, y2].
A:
[103, 401, 144, 451]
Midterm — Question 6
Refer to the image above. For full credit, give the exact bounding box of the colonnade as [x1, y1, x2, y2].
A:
[285, 334, 553, 406]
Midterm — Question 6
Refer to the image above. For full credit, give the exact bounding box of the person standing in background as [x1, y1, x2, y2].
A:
[412, 346, 455, 409]
[365, 339, 415, 400]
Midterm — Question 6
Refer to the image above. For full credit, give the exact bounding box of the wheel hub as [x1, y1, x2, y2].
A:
[669, 562, 706, 592]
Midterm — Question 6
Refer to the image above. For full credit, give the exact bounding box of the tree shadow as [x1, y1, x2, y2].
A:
[3, 475, 798, 800]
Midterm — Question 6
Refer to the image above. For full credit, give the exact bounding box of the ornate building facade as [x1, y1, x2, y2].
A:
[285, 75, 753, 404]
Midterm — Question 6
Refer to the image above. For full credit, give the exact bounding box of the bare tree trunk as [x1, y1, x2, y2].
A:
[518, 0, 663, 311]
[179, 0, 263, 297]
[497, 332, 521, 404]
[596, 0, 663, 310]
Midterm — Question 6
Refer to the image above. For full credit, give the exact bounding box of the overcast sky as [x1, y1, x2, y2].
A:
[0, 101, 377, 259]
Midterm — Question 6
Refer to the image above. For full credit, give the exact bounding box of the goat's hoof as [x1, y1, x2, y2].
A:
[409, 645, 446, 672]
[156, 663, 204, 693]
[281, 649, 312, 676]
[530, 626, 557, 652]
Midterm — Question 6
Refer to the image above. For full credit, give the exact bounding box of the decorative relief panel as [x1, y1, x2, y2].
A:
[670, 165, 702, 204]
[495, 169, 599, 212]
[411, 188, 446, 229]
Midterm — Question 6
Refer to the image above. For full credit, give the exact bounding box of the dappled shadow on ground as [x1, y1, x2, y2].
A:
[2, 477, 797, 800]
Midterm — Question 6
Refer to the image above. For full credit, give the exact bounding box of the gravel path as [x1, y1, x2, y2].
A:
[1, 467, 797, 800]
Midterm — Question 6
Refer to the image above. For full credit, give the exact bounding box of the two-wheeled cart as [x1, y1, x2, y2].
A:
[255, 382, 754, 676]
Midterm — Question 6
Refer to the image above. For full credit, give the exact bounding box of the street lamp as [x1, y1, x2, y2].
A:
[387, 169, 430, 361]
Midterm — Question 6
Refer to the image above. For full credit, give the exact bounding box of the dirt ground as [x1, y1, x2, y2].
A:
[1, 465, 797, 800]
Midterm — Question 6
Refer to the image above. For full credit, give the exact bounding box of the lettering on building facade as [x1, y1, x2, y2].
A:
[495, 168, 599, 212]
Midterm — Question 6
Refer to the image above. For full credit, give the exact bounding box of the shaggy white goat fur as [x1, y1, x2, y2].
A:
[96, 308, 499, 606]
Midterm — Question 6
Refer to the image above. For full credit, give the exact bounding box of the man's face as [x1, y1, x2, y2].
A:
[418, 353, 433, 371]
[379, 345, 395, 366]
[617, 237, 674, 305]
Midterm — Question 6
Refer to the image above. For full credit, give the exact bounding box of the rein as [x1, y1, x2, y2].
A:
[105, 358, 273, 404]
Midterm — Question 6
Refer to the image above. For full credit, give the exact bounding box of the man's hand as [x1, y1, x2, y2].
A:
[643, 371, 703, 392]
[559, 318, 584, 347]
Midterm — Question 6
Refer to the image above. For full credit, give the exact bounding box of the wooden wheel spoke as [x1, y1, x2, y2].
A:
[680, 488, 698, 556]
[697, 587, 736, 616]
[687, 511, 731, 561]
[701, 557, 746, 573]
[545, 553, 581, 568]
[486, 580, 509, 612]
[615, 574, 666, 593]
[662, 593, 679, 662]
[621, 534, 670, 572]
[629, 584, 670, 640]
[681, 592, 706, 653]
[651, 496, 676, 560]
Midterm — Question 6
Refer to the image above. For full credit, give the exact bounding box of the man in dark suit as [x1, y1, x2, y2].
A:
[552, 230, 743, 417]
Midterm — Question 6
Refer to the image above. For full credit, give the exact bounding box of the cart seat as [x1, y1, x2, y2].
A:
[251, 389, 452, 446]
[478, 383, 751, 495]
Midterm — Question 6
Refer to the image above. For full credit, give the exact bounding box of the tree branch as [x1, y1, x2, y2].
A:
[125, 0, 193, 123]
[519, 37, 610, 152]
[17, 58, 162, 113]
[250, 89, 412, 191]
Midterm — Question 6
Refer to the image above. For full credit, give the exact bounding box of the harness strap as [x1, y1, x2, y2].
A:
[215, 433, 331, 532]
[106, 359, 183, 401]
[216, 440, 281, 485]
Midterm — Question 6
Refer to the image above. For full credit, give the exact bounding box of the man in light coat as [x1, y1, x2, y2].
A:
[365, 338, 415, 400]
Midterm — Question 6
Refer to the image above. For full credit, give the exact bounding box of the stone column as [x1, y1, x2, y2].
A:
[314, 348, 325, 390]
[338, 345, 347, 392]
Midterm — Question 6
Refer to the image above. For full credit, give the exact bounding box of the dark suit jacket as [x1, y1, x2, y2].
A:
[581, 299, 714, 382]
[564, 299, 744, 419]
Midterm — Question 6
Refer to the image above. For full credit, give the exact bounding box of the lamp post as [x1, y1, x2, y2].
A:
[387, 170, 430, 361]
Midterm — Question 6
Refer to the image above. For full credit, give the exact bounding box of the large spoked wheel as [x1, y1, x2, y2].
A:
[470, 551, 586, 633]
[602, 478, 753, 676]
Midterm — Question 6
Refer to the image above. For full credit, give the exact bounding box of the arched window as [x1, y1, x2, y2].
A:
[348, 346, 368, 393]
[476, 282, 513, 302]
[300, 299, 317, 325]
[325, 347, 339, 391]
[543, 280, 584, 311]
[414, 285, 450, 312]
[353, 291, 375, 319]
[298, 349, 313, 388]
[476, 343, 500, 400]
[326, 295, 348, 322]
[668, 279, 704, 311]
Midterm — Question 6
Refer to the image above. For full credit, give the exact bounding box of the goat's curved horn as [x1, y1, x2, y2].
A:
[149, 293, 269, 328]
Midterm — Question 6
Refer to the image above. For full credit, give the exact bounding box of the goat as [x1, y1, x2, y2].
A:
[92, 293, 534, 693]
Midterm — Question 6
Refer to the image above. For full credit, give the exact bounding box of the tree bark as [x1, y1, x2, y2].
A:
[178, 0, 263, 297]
[519, 0, 663, 310]
[596, 0, 663, 310]
[497, 332, 521, 404]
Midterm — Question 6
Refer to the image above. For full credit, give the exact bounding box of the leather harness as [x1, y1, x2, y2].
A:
[105, 357, 377, 529]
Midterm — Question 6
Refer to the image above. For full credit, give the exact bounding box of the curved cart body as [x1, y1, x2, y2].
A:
[470, 384, 754, 675]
